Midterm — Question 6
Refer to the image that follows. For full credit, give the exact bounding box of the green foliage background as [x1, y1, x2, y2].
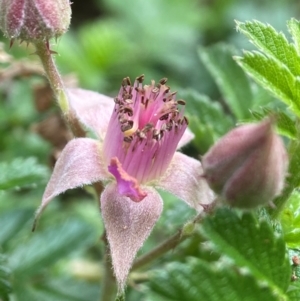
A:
[0, 0, 300, 300]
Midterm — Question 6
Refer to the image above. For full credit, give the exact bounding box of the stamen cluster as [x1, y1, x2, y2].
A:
[103, 75, 188, 184]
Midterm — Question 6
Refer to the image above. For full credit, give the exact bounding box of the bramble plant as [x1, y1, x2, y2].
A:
[1, 0, 300, 301]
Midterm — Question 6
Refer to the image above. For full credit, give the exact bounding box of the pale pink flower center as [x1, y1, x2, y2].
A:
[103, 75, 188, 184]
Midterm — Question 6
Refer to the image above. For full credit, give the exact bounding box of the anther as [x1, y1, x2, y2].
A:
[183, 116, 189, 125]
[126, 77, 131, 86]
[136, 74, 145, 83]
[122, 107, 133, 116]
[121, 123, 133, 132]
[159, 77, 168, 85]
[159, 113, 169, 121]
[124, 136, 133, 143]
[177, 99, 186, 105]
[143, 123, 153, 133]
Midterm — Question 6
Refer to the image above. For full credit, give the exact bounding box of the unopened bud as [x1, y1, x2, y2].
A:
[202, 118, 288, 209]
[0, 0, 71, 42]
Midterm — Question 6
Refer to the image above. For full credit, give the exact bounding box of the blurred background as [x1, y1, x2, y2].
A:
[0, 0, 299, 300]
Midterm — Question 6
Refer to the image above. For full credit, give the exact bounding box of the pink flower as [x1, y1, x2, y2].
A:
[34, 75, 213, 290]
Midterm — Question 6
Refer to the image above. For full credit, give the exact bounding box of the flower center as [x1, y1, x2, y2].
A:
[103, 75, 188, 184]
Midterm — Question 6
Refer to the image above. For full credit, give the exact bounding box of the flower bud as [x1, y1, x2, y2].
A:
[0, 0, 71, 42]
[202, 118, 288, 209]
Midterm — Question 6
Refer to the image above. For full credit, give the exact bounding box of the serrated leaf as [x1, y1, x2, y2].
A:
[150, 258, 282, 301]
[250, 107, 297, 139]
[199, 43, 253, 119]
[8, 219, 97, 277]
[236, 19, 300, 117]
[235, 51, 300, 115]
[0, 208, 34, 248]
[0, 158, 48, 190]
[200, 208, 290, 295]
[287, 18, 300, 55]
[236, 20, 300, 76]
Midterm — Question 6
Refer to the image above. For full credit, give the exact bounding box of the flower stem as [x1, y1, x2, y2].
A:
[132, 202, 216, 271]
[132, 228, 185, 271]
[34, 41, 86, 137]
[34, 41, 69, 113]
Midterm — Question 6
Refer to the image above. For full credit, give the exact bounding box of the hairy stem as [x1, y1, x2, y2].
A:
[34, 41, 68, 112]
[132, 202, 216, 271]
[34, 41, 86, 137]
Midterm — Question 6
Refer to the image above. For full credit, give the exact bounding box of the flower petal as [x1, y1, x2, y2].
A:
[155, 152, 214, 212]
[67, 88, 114, 140]
[101, 183, 163, 291]
[34, 138, 108, 228]
[108, 157, 147, 202]
[177, 127, 194, 149]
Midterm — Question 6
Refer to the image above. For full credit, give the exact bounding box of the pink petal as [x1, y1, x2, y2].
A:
[177, 127, 194, 149]
[34, 138, 108, 227]
[101, 183, 163, 291]
[67, 88, 115, 140]
[108, 157, 147, 202]
[155, 152, 214, 212]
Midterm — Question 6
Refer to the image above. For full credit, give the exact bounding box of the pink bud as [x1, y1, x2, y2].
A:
[202, 118, 288, 209]
[0, 0, 71, 42]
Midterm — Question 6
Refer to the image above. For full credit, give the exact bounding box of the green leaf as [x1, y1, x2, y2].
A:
[0, 255, 11, 301]
[286, 249, 300, 300]
[200, 208, 290, 295]
[14, 277, 100, 301]
[0, 208, 34, 248]
[181, 89, 233, 153]
[235, 51, 300, 115]
[0, 158, 48, 190]
[150, 258, 282, 301]
[287, 283, 300, 301]
[280, 191, 300, 248]
[236, 20, 300, 76]
[8, 219, 97, 277]
[235, 20, 300, 117]
[287, 18, 300, 55]
[250, 107, 297, 139]
[199, 43, 253, 119]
